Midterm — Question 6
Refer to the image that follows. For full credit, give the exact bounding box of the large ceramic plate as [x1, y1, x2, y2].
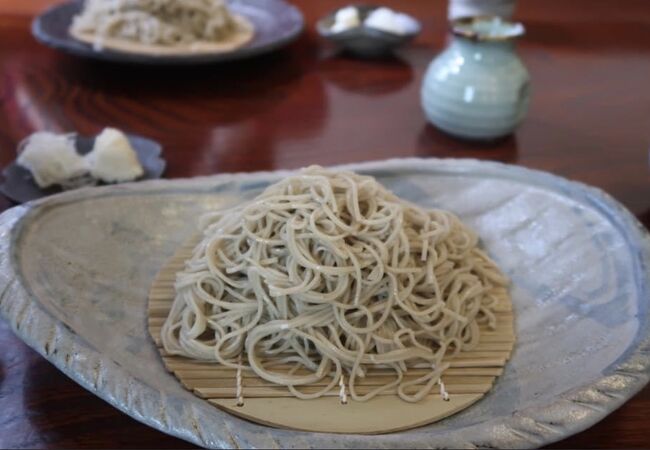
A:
[32, 0, 304, 65]
[0, 158, 648, 448]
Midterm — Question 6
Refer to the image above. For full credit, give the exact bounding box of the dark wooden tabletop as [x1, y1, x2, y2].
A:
[1, 0, 649, 448]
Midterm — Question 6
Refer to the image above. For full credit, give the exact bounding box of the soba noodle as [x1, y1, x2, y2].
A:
[162, 166, 509, 403]
[72, 0, 244, 48]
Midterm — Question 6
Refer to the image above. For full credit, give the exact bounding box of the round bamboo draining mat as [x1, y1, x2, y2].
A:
[148, 237, 515, 434]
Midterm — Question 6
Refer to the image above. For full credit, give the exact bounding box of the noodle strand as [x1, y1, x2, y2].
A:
[162, 166, 509, 403]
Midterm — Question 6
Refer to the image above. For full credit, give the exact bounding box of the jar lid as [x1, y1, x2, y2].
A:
[451, 16, 525, 42]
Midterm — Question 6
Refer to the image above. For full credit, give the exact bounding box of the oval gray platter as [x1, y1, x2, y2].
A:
[0, 158, 649, 449]
[32, 0, 304, 65]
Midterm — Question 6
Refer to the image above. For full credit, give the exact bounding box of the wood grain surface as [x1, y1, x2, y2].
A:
[0, 0, 649, 448]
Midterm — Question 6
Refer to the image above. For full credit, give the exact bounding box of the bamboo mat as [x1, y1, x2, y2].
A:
[148, 239, 515, 434]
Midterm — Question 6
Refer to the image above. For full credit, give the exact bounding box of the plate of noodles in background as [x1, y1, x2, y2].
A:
[0, 158, 649, 448]
[32, 0, 304, 65]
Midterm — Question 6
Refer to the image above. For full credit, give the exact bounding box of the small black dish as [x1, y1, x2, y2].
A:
[317, 4, 421, 58]
[32, 0, 304, 65]
[0, 133, 166, 204]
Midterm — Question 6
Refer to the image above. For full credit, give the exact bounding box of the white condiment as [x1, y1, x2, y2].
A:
[364, 7, 415, 35]
[330, 6, 360, 33]
[16, 132, 87, 188]
[85, 128, 144, 183]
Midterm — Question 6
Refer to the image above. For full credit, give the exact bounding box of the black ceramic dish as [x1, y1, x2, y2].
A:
[32, 0, 304, 65]
[317, 4, 421, 57]
[0, 133, 166, 204]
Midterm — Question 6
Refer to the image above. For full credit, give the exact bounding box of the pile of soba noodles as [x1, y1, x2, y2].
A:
[162, 166, 509, 403]
[71, 0, 251, 49]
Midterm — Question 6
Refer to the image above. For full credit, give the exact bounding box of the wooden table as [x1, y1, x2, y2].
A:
[0, 0, 649, 447]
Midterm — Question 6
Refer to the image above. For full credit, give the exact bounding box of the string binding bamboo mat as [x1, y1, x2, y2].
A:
[148, 238, 515, 434]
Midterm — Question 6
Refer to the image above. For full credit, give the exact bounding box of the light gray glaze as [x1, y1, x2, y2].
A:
[0, 158, 648, 449]
[421, 18, 530, 141]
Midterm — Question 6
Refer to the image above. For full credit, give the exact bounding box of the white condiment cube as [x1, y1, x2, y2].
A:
[330, 6, 360, 33]
[364, 7, 413, 35]
[85, 128, 144, 183]
[16, 132, 87, 188]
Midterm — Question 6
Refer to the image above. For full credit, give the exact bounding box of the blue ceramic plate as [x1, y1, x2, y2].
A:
[32, 0, 304, 65]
